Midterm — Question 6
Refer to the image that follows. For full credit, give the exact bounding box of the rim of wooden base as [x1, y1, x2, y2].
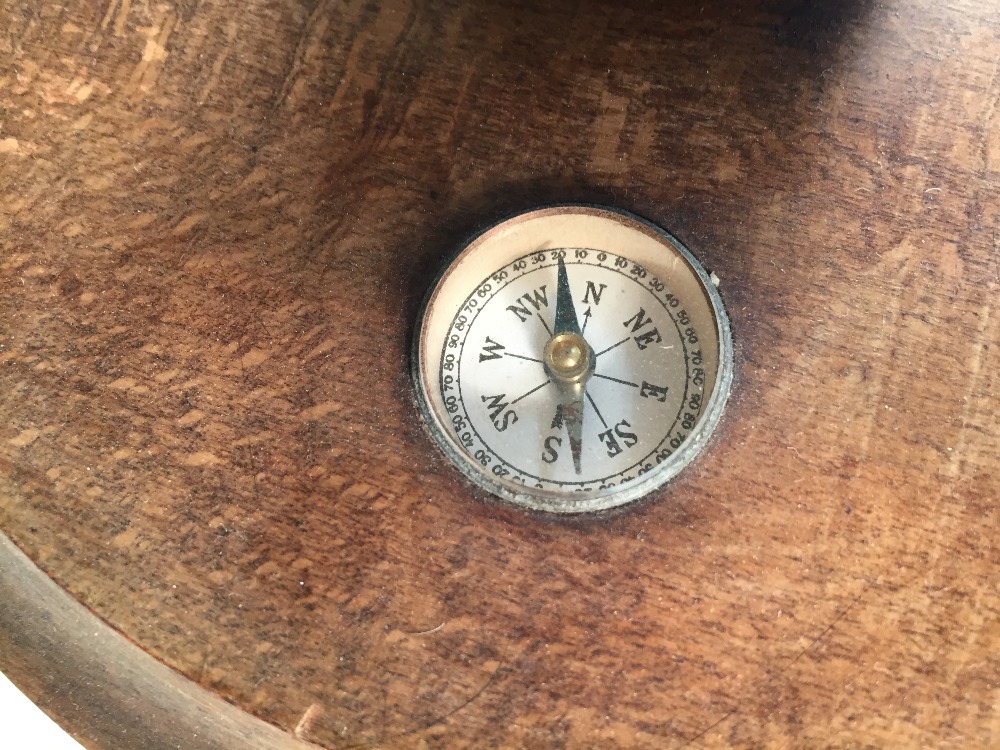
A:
[0, 533, 316, 750]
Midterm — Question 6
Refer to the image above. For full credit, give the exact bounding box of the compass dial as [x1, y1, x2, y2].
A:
[413, 206, 732, 513]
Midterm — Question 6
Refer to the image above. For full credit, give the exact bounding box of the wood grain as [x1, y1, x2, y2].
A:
[1, 0, 999, 747]
[0, 534, 315, 750]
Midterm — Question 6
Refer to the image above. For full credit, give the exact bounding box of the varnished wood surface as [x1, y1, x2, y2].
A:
[0, 535, 314, 750]
[1, 0, 999, 747]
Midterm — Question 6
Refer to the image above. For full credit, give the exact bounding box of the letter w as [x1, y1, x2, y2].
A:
[479, 337, 505, 362]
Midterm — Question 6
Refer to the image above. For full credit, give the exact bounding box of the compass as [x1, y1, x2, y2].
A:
[412, 206, 732, 513]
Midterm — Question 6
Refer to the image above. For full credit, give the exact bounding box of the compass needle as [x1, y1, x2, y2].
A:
[565, 392, 584, 475]
[414, 206, 732, 513]
[545, 255, 593, 475]
[554, 256, 583, 336]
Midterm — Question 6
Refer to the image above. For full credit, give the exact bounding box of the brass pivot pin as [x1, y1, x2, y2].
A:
[543, 332, 595, 383]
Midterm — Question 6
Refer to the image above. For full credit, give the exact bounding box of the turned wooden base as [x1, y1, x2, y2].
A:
[2, 1, 999, 747]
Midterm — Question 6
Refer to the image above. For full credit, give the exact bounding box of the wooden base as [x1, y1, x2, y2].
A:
[2, 0, 999, 747]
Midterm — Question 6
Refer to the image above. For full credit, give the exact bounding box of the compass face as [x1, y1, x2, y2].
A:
[413, 206, 732, 513]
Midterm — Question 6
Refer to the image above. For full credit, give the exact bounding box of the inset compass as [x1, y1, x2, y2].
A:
[412, 206, 732, 513]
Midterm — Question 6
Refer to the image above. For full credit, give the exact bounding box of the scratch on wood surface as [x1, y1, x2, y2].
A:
[183, 451, 222, 467]
[942, 297, 996, 481]
[325, 0, 414, 117]
[8, 428, 41, 448]
[298, 401, 342, 421]
[677, 587, 869, 748]
[99, 0, 118, 31]
[126, 11, 176, 98]
[402, 622, 444, 636]
[197, 17, 239, 104]
[591, 90, 629, 168]
[979, 54, 1000, 172]
[273, 0, 333, 110]
[344, 659, 507, 750]
[440, 62, 476, 150]
[98, 0, 132, 35]
[677, 708, 738, 749]
[113, 0, 132, 36]
[848, 244, 905, 467]
[294, 703, 322, 739]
